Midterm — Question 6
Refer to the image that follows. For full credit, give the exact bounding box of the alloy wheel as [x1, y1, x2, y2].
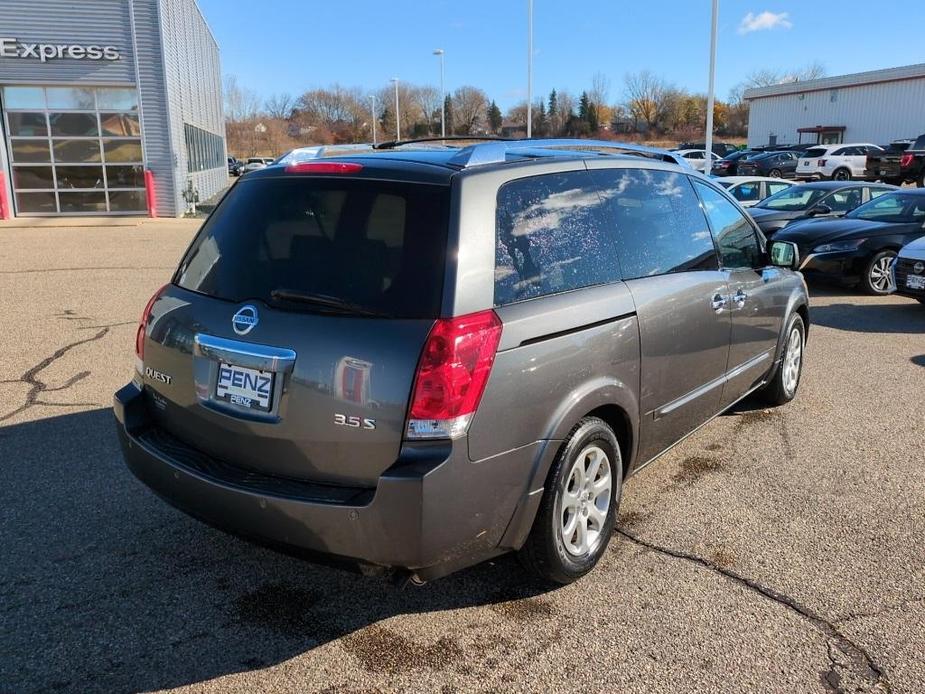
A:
[868, 256, 896, 293]
[782, 326, 802, 397]
[559, 445, 612, 557]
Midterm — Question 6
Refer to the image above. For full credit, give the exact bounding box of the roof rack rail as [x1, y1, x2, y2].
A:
[373, 135, 511, 150]
[446, 138, 684, 168]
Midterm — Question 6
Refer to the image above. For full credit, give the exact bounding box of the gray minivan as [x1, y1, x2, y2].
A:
[114, 140, 809, 585]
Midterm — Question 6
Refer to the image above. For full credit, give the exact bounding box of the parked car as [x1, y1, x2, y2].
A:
[747, 181, 896, 238]
[674, 148, 721, 173]
[894, 235, 925, 304]
[227, 157, 242, 176]
[241, 157, 271, 174]
[716, 176, 794, 207]
[114, 139, 809, 585]
[710, 150, 758, 177]
[794, 143, 883, 181]
[775, 189, 925, 294]
[865, 134, 925, 187]
[736, 150, 799, 178]
[677, 141, 740, 157]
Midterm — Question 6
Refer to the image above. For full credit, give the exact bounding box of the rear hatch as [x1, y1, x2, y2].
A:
[797, 147, 827, 176]
[139, 166, 451, 487]
[866, 142, 911, 178]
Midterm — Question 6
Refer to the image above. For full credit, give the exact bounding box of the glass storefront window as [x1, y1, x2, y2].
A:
[3, 87, 45, 109]
[59, 191, 107, 213]
[100, 113, 140, 137]
[103, 139, 143, 163]
[97, 88, 138, 111]
[8, 112, 48, 137]
[15, 192, 57, 213]
[53, 140, 103, 163]
[106, 165, 145, 188]
[108, 190, 146, 212]
[49, 113, 99, 137]
[46, 87, 96, 110]
[11, 140, 51, 163]
[13, 166, 55, 189]
[55, 166, 104, 189]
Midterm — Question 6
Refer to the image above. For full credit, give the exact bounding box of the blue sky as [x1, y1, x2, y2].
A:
[199, 0, 925, 109]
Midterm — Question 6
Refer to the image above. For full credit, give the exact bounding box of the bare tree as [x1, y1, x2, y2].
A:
[623, 70, 673, 131]
[264, 92, 295, 120]
[451, 86, 489, 135]
[590, 72, 610, 107]
[224, 74, 260, 122]
[411, 85, 441, 133]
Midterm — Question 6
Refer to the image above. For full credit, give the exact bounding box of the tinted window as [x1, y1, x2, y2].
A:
[730, 182, 761, 202]
[804, 148, 827, 159]
[176, 177, 450, 319]
[694, 182, 764, 270]
[494, 171, 620, 305]
[823, 187, 863, 212]
[592, 168, 717, 280]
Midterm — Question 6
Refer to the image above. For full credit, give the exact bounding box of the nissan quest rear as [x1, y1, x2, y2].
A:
[115, 140, 809, 584]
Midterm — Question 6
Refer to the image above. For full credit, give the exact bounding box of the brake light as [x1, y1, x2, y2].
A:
[285, 161, 364, 174]
[135, 284, 168, 369]
[817, 159, 826, 167]
[900, 153, 914, 168]
[406, 310, 503, 439]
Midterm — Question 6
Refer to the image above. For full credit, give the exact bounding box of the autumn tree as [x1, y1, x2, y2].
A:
[624, 70, 673, 132]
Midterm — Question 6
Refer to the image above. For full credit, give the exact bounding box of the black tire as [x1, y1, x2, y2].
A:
[761, 313, 806, 406]
[518, 417, 622, 585]
[861, 250, 897, 295]
[769, 168, 782, 178]
[917, 170, 925, 188]
[917, 299, 925, 305]
[832, 168, 852, 181]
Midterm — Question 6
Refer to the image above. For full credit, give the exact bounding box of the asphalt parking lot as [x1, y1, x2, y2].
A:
[1, 220, 923, 693]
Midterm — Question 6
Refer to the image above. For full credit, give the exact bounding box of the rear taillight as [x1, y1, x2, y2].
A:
[405, 310, 503, 440]
[900, 153, 914, 168]
[285, 161, 364, 174]
[135, 284, 168, 370]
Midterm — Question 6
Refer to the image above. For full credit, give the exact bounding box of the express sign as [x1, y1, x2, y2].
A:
[0, 38, 120, 62]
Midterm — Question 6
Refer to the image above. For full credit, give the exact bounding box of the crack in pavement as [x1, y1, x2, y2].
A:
[0, 328, 110, 424]
[832, 596, 925, 625]
[616, 527, 891, 693]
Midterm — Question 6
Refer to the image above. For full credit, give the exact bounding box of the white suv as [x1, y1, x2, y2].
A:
[795, 143, 882, 181]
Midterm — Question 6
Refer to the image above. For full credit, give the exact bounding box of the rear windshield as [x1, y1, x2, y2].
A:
[175, 176, 450, 318]
[803, 148, 827, 159]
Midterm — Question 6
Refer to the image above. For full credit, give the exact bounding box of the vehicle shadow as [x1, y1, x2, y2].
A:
[0, 409, 550, 693]
[809, 300, 925, 334]
[912, 355, 925, 367]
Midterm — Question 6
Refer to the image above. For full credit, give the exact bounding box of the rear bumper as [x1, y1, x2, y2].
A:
[114, 383, 555, 580]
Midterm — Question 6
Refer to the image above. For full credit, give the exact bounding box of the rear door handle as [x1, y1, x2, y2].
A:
[711, 294, 728, 312]
[733, 290, 748, 308]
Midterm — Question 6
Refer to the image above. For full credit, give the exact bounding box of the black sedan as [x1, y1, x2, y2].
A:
[747, 181, 896, 238]
[774, 189, 925, 295]
[710, 150, 757, 177]
[736, 150, 799, 178]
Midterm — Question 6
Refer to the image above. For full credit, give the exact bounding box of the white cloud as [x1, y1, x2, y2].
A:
[738, 11, 793, 34]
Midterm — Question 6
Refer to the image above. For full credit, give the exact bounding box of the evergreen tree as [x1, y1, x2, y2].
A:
[548, 89, 559, 135]
[588, 102, 599, 133]
[536, 102, 548, 136]
[443, 94, 454, 136]
[578, 91, 591, 123]
[487, 100, 503, 133]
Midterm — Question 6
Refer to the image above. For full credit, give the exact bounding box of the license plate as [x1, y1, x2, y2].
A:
[880, 170, 887, 176]
[215, 362, 274, 411]
[907, 275, 925, 290]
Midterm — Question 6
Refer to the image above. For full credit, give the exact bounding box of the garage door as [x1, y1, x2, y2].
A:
[2, 85, 147, 215]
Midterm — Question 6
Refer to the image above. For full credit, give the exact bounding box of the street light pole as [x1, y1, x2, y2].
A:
[433, 49, 445, 138]
[391, 78, 401, 141]
[527, 0, 533, 138]
[705, 0, 718, 163]
[369, 94, 377, 146]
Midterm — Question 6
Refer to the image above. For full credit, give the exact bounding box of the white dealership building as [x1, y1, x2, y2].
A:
[744, 63, 925, 149]
[0, 0, 226, 218]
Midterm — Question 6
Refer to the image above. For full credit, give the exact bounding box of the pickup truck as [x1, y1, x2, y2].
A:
[865, 135, 925, 187]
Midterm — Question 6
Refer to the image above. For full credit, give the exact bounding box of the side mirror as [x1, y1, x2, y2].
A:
[807, 203, 832, 216]
[769, 240, 800, 270]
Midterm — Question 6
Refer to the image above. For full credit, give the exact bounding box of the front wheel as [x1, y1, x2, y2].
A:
[832, 168, 852, 181]
[518, 417, 622, 585]
[769, 168, 782, 178]
[760, 313, 805, 406]
[862, 250, 897, 295]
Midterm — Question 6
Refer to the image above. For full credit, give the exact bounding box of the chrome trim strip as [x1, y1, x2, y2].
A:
[193, 334, 297, 372]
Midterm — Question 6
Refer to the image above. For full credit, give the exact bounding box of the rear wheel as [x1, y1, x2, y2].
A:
[760, 313, 805, 406]
[832, 168, 852, 181]
[862, 250, 897, 295]
[769, 168, 782, 178]
[518, 417, 622, 585]
[917, 171, 925, 188]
